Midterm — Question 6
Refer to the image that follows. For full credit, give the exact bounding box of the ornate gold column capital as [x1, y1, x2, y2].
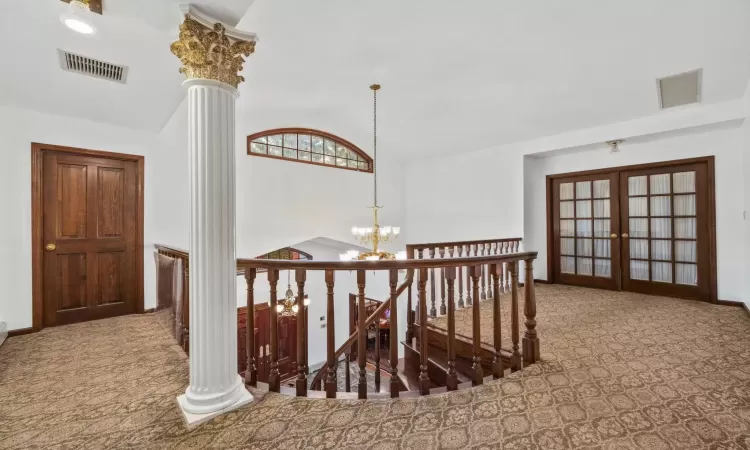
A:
[170, 7, 258, 89]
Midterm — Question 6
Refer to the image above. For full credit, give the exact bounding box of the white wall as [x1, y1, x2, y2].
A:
[403, 149, 525, 244]
[404, 105, 747, 303]
[524, 124, 745, 302]
[151, 98, 405, 261]
[743, 82, 750, 307]
[0, 105, 159, 331]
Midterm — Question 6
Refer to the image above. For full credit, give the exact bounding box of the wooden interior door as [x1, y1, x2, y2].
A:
[552, 173, 621, 289]
[253, 307, 298, 383]
[42, 151, 138, 326]
[619, 163, 711, 301]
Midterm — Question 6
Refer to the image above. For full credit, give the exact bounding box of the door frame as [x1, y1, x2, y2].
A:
[31, 143, 145, 331]
[545, 156, 717, 303]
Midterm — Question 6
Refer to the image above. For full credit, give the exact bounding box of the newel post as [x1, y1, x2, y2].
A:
[523, 258, 540, 363]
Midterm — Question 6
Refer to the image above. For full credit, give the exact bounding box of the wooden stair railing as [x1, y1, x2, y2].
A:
[308, 271, 413, 396]
[155, 239, 539, 400]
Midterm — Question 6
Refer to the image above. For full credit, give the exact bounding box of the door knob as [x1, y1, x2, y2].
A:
[622, 233, 629, 239]
[45, 243, 56, 251]
[610, 233, 618, 239]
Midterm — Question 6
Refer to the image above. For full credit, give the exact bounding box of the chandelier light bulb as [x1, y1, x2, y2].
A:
[291, 304, 299, 313]
[303, 297, 310, 306]
[276, 304, 284, 313]
[393, 227, 400, 235]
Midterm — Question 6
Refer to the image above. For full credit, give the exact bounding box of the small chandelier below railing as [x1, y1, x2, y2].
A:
[268, 271, 309, 316]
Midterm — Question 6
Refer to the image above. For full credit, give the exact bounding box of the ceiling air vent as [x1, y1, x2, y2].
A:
[58, 49, 128, 84]
[657, 69, 701, 109]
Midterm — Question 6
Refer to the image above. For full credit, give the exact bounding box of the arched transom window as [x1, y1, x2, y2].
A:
[247, 128, 373, 173]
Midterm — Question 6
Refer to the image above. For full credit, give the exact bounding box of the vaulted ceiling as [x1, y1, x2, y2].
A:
[237, 0, 750, 157]
[1, 0, 748, 155]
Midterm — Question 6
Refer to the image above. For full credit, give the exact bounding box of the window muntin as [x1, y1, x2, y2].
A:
[247, 128, 372, 173]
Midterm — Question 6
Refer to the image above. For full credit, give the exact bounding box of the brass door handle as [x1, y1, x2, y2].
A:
[610, 233, 618, 239]
[622, 233, 629, 239]
[45, 243, 56, 251]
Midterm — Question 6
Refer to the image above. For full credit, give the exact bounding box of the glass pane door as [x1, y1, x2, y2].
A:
[553, 173, 620, 290]
[620, 164, 709, 301]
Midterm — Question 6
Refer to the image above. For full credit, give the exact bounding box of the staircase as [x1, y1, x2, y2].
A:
[156, 236, 540, 399]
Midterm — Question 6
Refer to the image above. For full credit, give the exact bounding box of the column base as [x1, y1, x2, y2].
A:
[177, 388, 253, 428]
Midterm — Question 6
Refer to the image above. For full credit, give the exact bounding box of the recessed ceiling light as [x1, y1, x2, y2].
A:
[60, 0, 96, 35]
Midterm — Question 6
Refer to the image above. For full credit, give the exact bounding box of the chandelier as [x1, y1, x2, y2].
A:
[341, 84, 405, 261]
[269, 271, 310, 316]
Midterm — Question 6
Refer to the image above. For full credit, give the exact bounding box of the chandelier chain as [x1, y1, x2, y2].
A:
[373, 86, 377, 207]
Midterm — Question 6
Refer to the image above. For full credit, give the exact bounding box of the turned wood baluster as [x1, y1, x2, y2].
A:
[295, 270, 308, 396]
[523, 258, 540, 363]
[509, 262, 522, 372]
[418, 268, 430, 395]
[470, 265, 483, 385]
[325, 270, 337, 398]
[268, 269, 280, 392]
[445, 267, 458, 391]
[375, 319, 381, 392]
[357, 270, 367, 399]
[244, 268, 257, 387]
[481, 264, 488, 301]
[491, 264, 504, 379]
[349, 294, 357, 362]
[406, 282, 414, 341]
[480, 245, 487, 301]
[458, 246, 465, 308]
[345, 351, 351, 392]
[304, 302, 309, 376]
[389, 269, 400, 397]
[501, 243, 508, 291]
[465, 262, 473, 307]
[429, 248, 437, 318]
[439, 248, 446, 316]
[440, 268, 446, 316]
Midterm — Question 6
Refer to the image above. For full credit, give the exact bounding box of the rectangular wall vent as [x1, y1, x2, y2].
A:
[657, 69, 702, 109]
[58, 49, 128, 84]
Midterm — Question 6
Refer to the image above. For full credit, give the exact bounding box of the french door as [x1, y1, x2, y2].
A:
[552, 173, 621, 290]
[550, 158, 714, 302]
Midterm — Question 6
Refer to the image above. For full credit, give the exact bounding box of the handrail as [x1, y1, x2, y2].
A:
[238, 252, 537, 270]
[309, 269, 414, 390]
[154, 244, 188, 258]
[156, 241, 540, 399]
[406, 237, 522, 253]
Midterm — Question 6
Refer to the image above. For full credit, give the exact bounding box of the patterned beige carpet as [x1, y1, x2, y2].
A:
[1, 285, 749, 449]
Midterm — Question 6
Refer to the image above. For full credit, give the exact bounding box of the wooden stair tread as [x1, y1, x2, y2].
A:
[401, 340, 473, 385]
[396, 358, 440, 391]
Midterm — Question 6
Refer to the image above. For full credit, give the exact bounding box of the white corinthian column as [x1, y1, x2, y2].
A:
[170, 6, 257, 427]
